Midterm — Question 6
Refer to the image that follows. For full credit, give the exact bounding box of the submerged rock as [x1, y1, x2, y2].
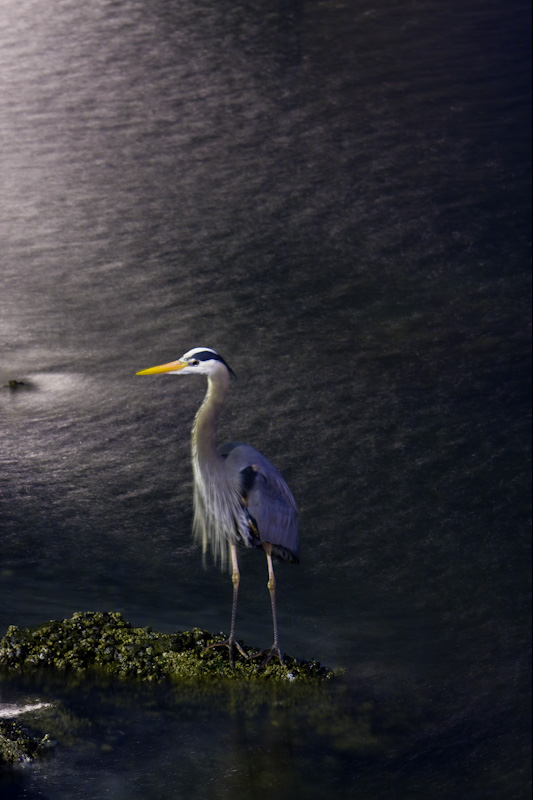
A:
[1, 379, 33, 391]
[0, 611, 334, 684]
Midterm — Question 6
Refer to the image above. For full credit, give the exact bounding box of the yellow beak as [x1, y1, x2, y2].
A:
[136, 359, 187, 376]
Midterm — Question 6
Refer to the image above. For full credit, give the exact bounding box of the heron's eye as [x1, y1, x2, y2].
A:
[190, 359, 200, 366]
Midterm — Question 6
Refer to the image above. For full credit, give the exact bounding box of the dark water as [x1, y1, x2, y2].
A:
[1, 0, 531, 797]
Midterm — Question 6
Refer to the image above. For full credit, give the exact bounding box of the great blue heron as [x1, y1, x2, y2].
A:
[136, 347, 299, 667]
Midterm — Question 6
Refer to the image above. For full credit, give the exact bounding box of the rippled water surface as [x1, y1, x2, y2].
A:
[1, 1, 531, 798]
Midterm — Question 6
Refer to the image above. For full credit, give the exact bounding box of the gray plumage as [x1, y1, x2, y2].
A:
[216, 442, 299, 562]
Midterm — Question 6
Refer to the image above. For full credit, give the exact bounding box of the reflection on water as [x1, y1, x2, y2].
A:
[2, 665, 521, 800]
[0, 0, 530, 797]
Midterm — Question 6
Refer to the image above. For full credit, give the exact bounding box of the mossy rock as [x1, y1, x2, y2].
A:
[0, 611, 334, 684]
[0, 720, 52, 767]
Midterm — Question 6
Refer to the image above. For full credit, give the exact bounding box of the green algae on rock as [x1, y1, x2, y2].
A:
[0, 720, 52, 767]
[0, 612, 333, 684]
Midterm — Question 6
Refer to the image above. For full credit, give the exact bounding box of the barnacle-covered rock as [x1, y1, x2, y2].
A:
[0, 612, 334, 684]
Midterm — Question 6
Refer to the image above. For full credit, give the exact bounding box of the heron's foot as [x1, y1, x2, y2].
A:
[202, 637, 248, 668]
[249, 644, 285, 670]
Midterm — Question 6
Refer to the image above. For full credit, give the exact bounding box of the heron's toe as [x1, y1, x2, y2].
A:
[250, 644, 285, 670]
[202, 637, 248, 667]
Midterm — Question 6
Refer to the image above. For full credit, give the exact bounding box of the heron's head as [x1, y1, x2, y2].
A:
[136, 347, 235, 378]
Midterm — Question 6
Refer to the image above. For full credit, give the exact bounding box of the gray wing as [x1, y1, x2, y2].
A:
[218, 442, 300, 563]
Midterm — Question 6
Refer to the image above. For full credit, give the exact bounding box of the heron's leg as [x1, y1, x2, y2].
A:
[228, 543, 241, 645]
[250, 544, 285, 669]
[202, 543, 248, 667]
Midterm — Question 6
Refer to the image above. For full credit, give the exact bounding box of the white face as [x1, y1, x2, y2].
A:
[137, 347, 231, 378]
[177, 347, 227, 375]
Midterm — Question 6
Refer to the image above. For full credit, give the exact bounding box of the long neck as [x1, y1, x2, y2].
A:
[191, 370, 230, 468]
